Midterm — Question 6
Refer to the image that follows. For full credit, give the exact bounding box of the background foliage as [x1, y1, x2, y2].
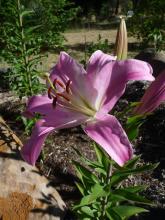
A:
[128, 0, 165, 50]
[0, 0, 78, 97]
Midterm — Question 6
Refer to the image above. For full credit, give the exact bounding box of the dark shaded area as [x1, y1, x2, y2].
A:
[0, 67, 10, 92]
[137, 107, 165, 178]
[131, 207, 165, 220]
[135, 49, 165, 77]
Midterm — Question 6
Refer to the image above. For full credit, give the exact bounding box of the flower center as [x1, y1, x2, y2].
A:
[47, 77, 96, 117]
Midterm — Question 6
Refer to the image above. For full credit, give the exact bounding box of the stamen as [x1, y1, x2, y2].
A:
[66, 80, 71, 94]
[53, 78, 65, 89]
[48, 87, 52, 99]
[52, 96, 57, 108]
[56, 93, 70, 102]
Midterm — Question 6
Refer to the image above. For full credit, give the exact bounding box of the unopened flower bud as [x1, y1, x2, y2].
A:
[114, 17, 128, 60]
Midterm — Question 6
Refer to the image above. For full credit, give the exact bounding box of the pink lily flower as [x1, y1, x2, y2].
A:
[134, 70, 165, 115]
[21, 50, 154, 166]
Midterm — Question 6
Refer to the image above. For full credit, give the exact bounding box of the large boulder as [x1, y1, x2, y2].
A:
[135, 48, 165, 77]
[0, 117, 66, 220]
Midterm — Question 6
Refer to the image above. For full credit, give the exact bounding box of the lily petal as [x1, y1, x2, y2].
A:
[24, 94, 88, 129]
[23, 95, 52, 118]
[87, 50, 116, 76]
[43, 106, 89, 129]
[134, 70, 165, 114]
[88, 58, 154, 113]
[50, 51, 86, 84]
[21, 120, 55, 165]
[84, 113, 133, 166]
[49, 52, 97, 109]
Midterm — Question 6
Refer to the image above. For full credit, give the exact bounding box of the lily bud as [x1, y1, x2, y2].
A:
[114, 16, 128, 60]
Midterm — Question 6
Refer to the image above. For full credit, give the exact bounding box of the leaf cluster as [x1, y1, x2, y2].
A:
[72, 144, 158, 220]
[127, 0, 165, 50]
[0, 0, 44, 97]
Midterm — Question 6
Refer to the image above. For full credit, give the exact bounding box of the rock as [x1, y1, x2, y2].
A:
[0, 117, 66, 220]
[135, 48, 165, 77]
[123, 81, 150, 102]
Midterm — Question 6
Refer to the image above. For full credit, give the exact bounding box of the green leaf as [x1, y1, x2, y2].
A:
[72, 146, 103, 170]
[106, 208, 122, 220]
[111, 163, 158, 186]
[126, 115, 145, 140]
[25, 25, 42, 34]
[112, 205, 148, 218]
[125, 155, 141, 169]
[93, 143, 110, 170]
[73, 183, 107, 209]
[80, 206, 95, 217]
[111, 189, 152, 205]
[73, 161, 99, 185]
[95, 167, 107, 176]
[93, 143, 104, 164]
[75, 182, 85, 196]
[122, 185, 148, 193]
[20, 10, 34, 17]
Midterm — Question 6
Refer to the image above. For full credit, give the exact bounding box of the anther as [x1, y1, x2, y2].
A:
[48, 87, 52, 99]
[52, 96, 57, 108]
[56, 93, 70, 102]
[53, 78, 65, 89]
[66, 80, 71, 94]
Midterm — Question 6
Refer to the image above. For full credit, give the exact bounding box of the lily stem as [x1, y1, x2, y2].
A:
[100, 162, 113, 219]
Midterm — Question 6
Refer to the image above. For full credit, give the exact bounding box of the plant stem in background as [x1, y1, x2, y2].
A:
[17, 0, 32, 95]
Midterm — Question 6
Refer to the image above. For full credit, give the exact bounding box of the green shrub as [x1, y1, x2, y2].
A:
[128, 0, 165, 50]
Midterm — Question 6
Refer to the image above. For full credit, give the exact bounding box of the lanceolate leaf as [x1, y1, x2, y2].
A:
[93, 143, 110, 171]
[121, 185, 148, 193]
[106, 208, 122, 220]
[111, 189, 152, 205]
[73, 183, 107, 209]
[75, 182, 86, 196]
[20, 10, 34, 18]
[112, 205, 148, 219]
[80, 206, 95, 217]
[111, 163, 159, 186]
[126, 115, 145, 141]
[73, 161, 99, 185]
[124, 155, 141, 169]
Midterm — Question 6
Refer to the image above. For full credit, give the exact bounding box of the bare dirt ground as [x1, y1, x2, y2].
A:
[64, 28, 136, 45]
[39, 28, 138, 73]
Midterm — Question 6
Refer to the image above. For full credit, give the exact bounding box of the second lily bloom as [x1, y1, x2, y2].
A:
[134, 70, 165, 115]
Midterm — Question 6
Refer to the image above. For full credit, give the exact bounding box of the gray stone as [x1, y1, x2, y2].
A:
[135, 48, 165, 77]
[0, 117, 66, 220]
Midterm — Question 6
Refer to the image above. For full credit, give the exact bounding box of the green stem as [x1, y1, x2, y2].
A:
[17, 0, 33, 96]
[100, 162, 112, 219]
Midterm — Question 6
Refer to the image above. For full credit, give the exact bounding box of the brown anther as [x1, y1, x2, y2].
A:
[53, 78, 65, 89]
[56, 93, 70, 102]
[66, 80, 71, 94]
[48, 87, 52, 99]
[52, 96, 57, 108]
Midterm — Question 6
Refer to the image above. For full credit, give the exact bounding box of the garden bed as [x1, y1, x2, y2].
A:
[0, 84, 165, 219]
